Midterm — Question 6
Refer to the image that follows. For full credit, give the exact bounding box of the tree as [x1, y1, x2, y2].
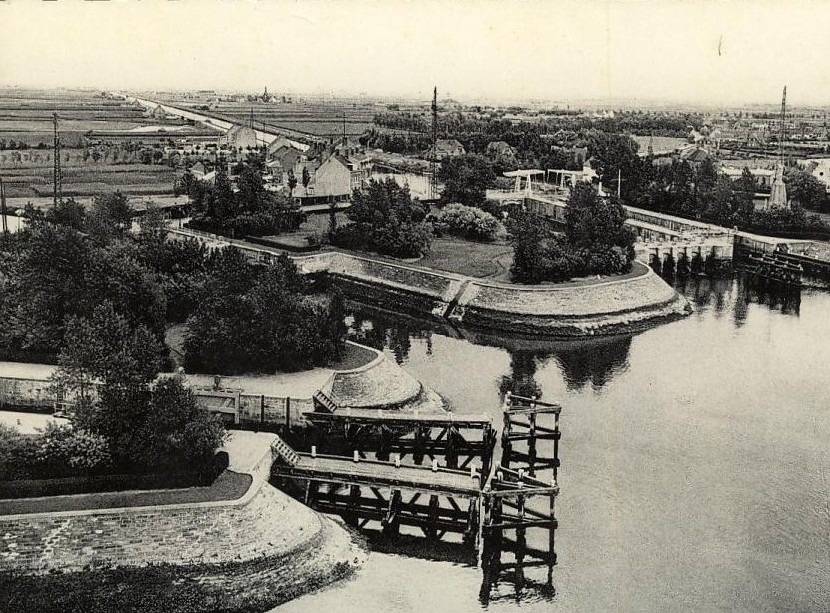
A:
[302, 166, 311, 189]
[183, 250, 346, 374]
[334, 178, 432, 258]
[130, 376, 225, 471]
[87, 192, 133, 243]
[55, 301, 164, 402]
[46, 198, 86, 230]
[437, 154, 496, 207]
[585, 131, 640, 200]
[565, 181, 635, 260]
[0, 221, 92, 362]
[785, 168, 828, 212]
[287, 170, 297, 198]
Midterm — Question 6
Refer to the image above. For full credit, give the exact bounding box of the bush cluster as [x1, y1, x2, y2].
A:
[331, 178, 432, 258]
[0, 423, 111, 481]
[510, 183, 635, 284]
[183, 249, 347, 374]
[187, 208, 304, 238]
[430, 203, 501, 241]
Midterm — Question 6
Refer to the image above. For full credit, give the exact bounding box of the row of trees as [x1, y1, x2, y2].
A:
[1, 189, 351, 479]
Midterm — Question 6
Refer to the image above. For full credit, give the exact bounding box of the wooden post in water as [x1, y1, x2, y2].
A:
[446, 425, 458, 469]
[515, 483, 527, 590]
[345, 484, 360, 527]
[548, 483, 557, 583]
[426, 494, 439, 539]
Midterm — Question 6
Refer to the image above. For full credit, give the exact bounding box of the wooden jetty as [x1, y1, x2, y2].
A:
[271, 389, 562, 597]
[303, 404, 495, 471]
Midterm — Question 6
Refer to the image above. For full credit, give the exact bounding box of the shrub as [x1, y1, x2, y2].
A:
[0, 425, 38, 480]
[330, 223, 372, 252]
[370, 220, 433, 258]
[431, 203, 501, 241]
[36, 423, 111, 476]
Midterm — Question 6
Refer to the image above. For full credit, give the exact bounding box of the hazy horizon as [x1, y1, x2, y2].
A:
[2, 1, 829, 109]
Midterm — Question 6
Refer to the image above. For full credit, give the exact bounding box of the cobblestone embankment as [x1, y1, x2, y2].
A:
[451, 264, 691, 336]
[170, 228, 691, 335]
[0, 432, 366, 611]
[321, 350, 446, 413]
[296, 251, 465, 319]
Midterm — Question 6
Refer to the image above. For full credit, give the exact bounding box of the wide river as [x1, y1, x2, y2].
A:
[278, 274, 830, 613]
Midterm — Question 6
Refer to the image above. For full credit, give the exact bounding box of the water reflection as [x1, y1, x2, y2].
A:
[347, 303, 635, 394]
[551, 336, 632, 391]
[347, 310, 435, 364]
[675, 273, 801, 319]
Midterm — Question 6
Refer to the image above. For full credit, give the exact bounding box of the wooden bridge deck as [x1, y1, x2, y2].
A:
[304, 409, 492, 428]
[274, 454, 482, 498]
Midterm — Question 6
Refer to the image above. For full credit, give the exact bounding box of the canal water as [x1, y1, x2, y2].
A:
[277, 275, 830, 613]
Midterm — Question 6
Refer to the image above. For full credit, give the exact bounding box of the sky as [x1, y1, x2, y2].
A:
[1, 0, 830, 108]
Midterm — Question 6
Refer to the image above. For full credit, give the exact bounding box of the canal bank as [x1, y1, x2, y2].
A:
[0, 432, 367, 612]
[169, 228, 693, 336]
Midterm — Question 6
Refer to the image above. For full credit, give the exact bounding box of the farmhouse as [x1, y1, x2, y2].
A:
[434, 139, 466, 159]
[218, 125, 259, 150]
[292, 152, 370, 205]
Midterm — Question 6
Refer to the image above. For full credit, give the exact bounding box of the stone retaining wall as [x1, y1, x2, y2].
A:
[0, 432, 323, 574]
[170, 227, 691, 336]
[452, 265, 691, 336]
[0, 478, 320, 573]
[321, 351, 426, 410]
[311, 252, 464, 318]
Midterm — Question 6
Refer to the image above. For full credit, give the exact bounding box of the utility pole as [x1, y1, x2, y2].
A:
[1, 177, 7, 235]
[53, 112, 63, 207]
[429, 86, 438, 200]
[779, 85, 787, 164]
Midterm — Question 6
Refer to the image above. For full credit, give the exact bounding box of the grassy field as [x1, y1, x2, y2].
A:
[171, 99, 376, 138]
[420, 238, 514, 278]
[1, 163, 177, 198]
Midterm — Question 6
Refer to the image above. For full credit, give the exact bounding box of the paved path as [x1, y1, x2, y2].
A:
[224, 430, 278, 474]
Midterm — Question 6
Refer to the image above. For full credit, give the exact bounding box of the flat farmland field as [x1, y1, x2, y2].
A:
[1, 163, 177, 198]
[0, 88, 176, 146]
[169, 99, 377, 138]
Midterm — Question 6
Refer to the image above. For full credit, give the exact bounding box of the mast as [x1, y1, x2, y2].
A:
[430, 86, 438, 200]
[778, 85, 787, 163]
[53, 112, 63, 206]
[1, 177, 7, 235]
